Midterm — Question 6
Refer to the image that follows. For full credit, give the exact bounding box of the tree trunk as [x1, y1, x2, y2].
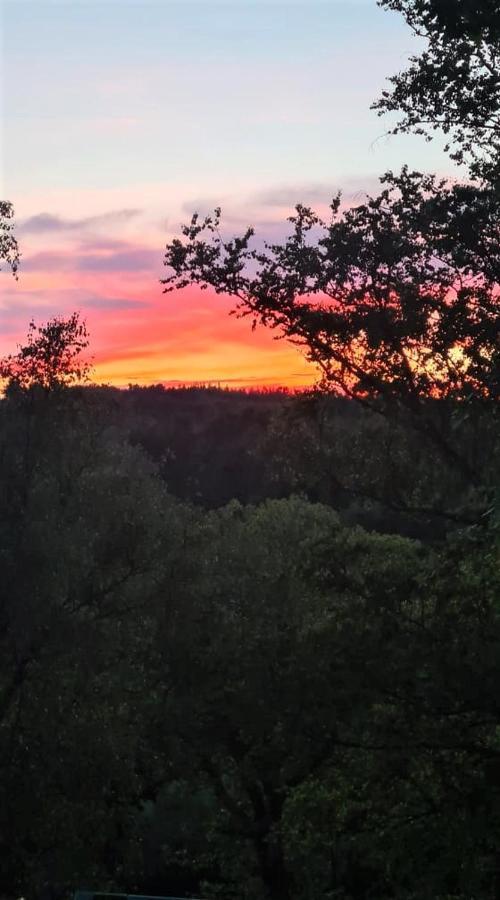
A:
[253, 833, 291, 900]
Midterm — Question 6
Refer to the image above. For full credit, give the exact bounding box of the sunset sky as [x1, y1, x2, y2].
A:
[2, 0, 457, 387]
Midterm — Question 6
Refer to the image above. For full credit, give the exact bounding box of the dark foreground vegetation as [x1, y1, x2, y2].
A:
[2, 0, 500, 897]
[1, 373, 500, 900]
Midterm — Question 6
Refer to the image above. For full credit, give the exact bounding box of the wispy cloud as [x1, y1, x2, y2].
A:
[0, 286, 149, 315]
[19, 209, 142, 234]
[251, 176, 387, 209]
[77, 248, 160, 273]
[22, 246, 160, 274]
[84, 295, 149, 310]
[178, 176, 385, 230]
[181, 197, 228, 216]
[251, 184, 339, 208]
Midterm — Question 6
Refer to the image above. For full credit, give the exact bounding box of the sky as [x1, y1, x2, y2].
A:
[2, 0, 458, 387]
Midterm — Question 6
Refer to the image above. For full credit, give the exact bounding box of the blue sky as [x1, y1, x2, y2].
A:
[4, 0, 454, 195]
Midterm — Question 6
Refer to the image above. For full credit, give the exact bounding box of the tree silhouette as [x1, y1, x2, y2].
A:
[0, 313, 92, 390]
[375, 0, 500, 183]
[0, 201, 19, 278]
[162, 168, 500, 483]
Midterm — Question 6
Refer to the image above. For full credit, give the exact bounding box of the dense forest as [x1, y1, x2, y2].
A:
[3, 370, 500, 900]
[2, 0, 500, 898]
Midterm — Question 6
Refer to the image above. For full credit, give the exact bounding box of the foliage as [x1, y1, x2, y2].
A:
[1, 368, 500, 898]
[163, 171, 500, 406]
[0, 313, 92, 391]
[143, 498, 422, 898]
[258, 391, 494, 533]
[0, 384, 176, 895]
[122, 383, 280, 507]
[375, 0, 500, 183]
[0, 201, 19, 277]
[162, 170, 500, 490]
[0, 377, 200, 896]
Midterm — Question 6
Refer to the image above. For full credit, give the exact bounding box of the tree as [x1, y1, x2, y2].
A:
[0, 201, 19, 277]
[259, 393, 489, 534]
[162, 0, 500, 496]
[144, 496, 425, 899]
[279, 571, 500, 897]
[139, 493, 500, 899]
[0, 377, 183, 896]
[374, 0, 500, 183]
[0, 312, 92, 390]
[162, 169, 500, 489]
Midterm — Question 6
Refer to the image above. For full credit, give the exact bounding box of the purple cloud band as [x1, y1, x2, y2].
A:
[19, 208, 142, 234]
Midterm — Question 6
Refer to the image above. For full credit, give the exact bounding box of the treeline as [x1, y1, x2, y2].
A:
[1, 380, 500, 899]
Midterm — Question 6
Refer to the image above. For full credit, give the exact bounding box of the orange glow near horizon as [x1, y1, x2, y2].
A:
[89, 288, 317, 388]
[2, 253, 317, 389]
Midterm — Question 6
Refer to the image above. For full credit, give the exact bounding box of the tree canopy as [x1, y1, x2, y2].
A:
[162, 169, 500, 489]
[163, 170, 500, 406]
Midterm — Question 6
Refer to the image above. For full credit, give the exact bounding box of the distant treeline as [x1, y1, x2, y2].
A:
[78, 383, 493, 539]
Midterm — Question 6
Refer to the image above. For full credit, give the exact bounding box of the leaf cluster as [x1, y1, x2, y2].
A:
[0, 201, 20, 278]
[0, 313, 92, 390]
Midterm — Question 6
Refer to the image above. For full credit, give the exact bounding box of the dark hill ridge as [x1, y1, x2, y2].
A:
[87, 383, 294, 507]
[44, 383, 480, 540]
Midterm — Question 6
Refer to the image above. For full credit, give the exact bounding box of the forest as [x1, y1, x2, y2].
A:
[1, 0, 500, 898]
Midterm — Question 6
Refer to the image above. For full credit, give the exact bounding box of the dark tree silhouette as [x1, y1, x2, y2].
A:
[0, 201, 19, 277]
[162, 169, 500, 483]
[0, 313, 92, 390]
[374, 0, 500, 183]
